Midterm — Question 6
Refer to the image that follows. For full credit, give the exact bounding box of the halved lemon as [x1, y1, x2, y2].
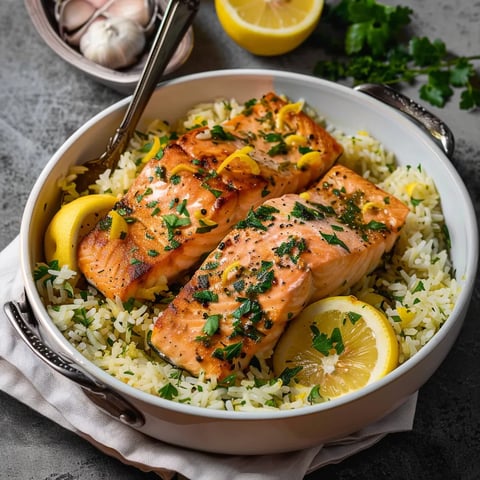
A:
[273, 295, 399, 399]
[44, 194, 118, 275]
[214, 0, 324, 56]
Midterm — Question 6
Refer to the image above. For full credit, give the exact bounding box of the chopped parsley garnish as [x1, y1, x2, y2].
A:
[161, 213, 191, 247]
[246, 261, 274, 295]
[347, 311, 362, 325]
[72, 307, 91, 327]
[202, 314, 222, 336]
[210, 125, 235, 141]
[201, 261, 220, 270]
[278, 366, 303, 386]
[311, 325, 345, 356]
[232, 298, 264, 324]
[412, 280, 425, 293]
[320, 231, 350, 252]
[193, 290, 219, 303]
[308, 385, 323, 404]
[365, 220, 388, 231]
[212, 341, 243, 360]
[236, 205, 279, 231]
[201, 181, 223, 199]
[98, 216, 112, 231]
[268, 142, 289, 156]
[33, 260, 59, 283]
[158, 382, 178, 400]
[291, 201, 325, 221]
[274, 237, 308, 264]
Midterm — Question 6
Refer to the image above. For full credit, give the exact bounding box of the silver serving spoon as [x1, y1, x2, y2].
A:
[72, 0, 199, 195]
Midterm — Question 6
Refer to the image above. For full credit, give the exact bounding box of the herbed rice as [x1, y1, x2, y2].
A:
[35, 97, 459, 411]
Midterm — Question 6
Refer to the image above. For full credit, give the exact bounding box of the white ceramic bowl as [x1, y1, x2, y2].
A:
[17, 69, 478, 454]
[24, 0, 194, 93]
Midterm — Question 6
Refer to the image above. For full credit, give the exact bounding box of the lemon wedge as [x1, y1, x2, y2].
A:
[214, 0, 324, 56]
[273, 295, 399, 399]
[44, 194, 118, 274]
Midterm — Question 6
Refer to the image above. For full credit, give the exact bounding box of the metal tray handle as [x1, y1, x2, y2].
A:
[3, 297, 145, 427]
[354, 83, 455, 159]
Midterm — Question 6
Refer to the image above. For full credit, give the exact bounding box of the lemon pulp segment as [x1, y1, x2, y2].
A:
[273, 295, 399, 399]
[214, 0, 324, 56]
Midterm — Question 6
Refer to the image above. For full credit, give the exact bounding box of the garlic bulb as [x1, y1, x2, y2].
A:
[79, 17, 146, 69]
[54, 0, 157, 69]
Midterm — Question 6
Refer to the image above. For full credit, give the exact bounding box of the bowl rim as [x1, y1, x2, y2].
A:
[20, 68, 480, 421]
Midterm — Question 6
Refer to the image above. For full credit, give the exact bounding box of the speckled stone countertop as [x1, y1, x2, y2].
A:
[1, 0, 479, 479]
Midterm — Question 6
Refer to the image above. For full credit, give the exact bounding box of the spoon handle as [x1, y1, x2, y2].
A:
[354, 83, 455, 159]
[102, 0, 200, 168]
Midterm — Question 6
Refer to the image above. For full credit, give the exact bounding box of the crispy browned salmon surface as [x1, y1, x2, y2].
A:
[78, 93, 342, 300]
[151, 165, 410, 380]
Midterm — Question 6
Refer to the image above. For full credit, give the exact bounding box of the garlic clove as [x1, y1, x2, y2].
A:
[79, 17, 146, 69]
[64, 16, 104, 47]
[58, 0, 97, 32]
[105, 0, 154, 28]
[85, 0, 112, 8]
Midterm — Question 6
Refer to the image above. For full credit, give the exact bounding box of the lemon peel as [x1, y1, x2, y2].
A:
[141, 135, 161, 165]
[299, 191, 311, 201]
[285, 134, 308, 146]
[397, 306, 416, 328]
[276, 101, 304, 130]
[170, 163, 199, 176]
[194, 210, 218, 227]
[108, 210, 129, 240]
[216, 146, 259, 175]
[361, 201, 385, 214]
[221, 261, 242, 284]
[296, 150, 322, 169]
[44, 194, 118, 278]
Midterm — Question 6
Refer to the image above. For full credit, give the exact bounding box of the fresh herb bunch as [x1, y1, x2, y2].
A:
[313, 0, 480, 109]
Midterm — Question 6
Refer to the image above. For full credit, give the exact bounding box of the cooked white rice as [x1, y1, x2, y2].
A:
[36, 97, 459, 411]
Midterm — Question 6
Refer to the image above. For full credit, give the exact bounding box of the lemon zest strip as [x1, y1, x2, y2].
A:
[108, 210, 128, 240]
[194, 210, 218, 227]
[397, 306, 415, 327]
[297, 151, 322, 169]
[141, 136, 161, 165]
[299, 192, 311, 201]
[285, 134, 307, 146]
[361, 201, 384, 214]
[136, 284, 168, 301]
[216, 146, 259, 175]
[276, 101, 304, 130]
[221, 261, 242, 285]
[170, 163, 199, 176]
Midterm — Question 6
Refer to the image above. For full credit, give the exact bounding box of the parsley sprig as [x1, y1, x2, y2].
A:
[313, 0, 480, 109]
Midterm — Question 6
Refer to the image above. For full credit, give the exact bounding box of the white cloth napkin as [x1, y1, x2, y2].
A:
[0, 237, 417, 480]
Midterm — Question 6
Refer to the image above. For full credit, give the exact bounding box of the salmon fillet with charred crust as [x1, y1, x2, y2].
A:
[77, 93, 343, 300]
[150, 165, 410, 380]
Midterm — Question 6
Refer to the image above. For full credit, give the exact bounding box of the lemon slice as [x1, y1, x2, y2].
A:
[44, 194, 118, 274]
[273, 295, 399, 399]
[214, 0, 324, 56]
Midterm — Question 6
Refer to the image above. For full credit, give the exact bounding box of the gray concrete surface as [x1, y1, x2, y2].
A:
[1, 0, 479, 478]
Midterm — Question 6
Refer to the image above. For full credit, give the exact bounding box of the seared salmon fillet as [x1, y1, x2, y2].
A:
[151, 165, 409, 380]
[78, 93, 342, 300]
